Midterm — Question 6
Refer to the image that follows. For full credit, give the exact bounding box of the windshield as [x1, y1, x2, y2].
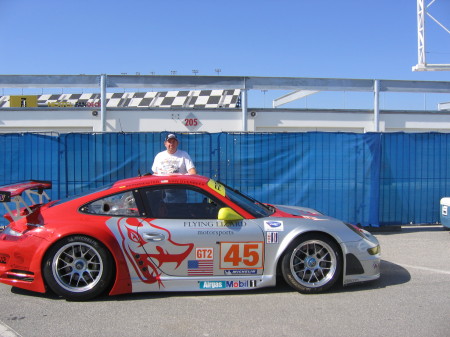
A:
[220, 182, 274, 218]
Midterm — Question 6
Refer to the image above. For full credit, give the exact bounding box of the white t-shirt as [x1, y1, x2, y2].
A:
[152, 150, 195, 175]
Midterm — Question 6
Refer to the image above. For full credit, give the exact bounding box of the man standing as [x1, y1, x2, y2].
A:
[152, 134, 197, 175]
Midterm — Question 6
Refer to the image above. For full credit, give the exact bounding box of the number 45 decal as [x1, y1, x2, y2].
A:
[220, 242, 264, 269]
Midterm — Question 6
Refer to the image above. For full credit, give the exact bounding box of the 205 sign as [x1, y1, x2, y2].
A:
[220, 242, 264, 269]
[184, 118, 199, 126]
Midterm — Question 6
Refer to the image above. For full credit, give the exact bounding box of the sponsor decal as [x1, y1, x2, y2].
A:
[196, 248, 213, 260]
[264, 220, 284, 231]
[9, 95, 38, 107]
[188, 260, 214, 276]
[207, 179, 226, 197]
[301, 215, 327, 221]
[0, 253, 9, 264]
[0, 191, 11, 202]
[224, 269, 257, 275]
[220, 242, 264, 269]
[184, 221, 247, 228]
[266, 232, 279, 244]
[343, 279, 360, 285]
[199, 281, 225, 289]
[197, 230, 234, 236]
[199, 280, 258, 289]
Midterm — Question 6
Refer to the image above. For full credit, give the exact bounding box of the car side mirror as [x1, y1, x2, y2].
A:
[218, 207, 244, 221]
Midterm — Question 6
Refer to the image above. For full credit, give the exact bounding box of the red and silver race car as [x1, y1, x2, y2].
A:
[0, 175, 380, 301]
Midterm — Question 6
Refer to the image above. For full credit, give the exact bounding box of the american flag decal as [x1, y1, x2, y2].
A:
[188, 260, 214, 276]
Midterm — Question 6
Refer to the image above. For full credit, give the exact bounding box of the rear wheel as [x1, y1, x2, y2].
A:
[43, 235, 114, 301]
[281, 234, 341, 294]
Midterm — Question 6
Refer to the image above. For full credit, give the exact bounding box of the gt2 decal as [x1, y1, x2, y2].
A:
[196, 247, 213, 260]
[107, 217, 194, 287]
[220, 242, 264, 269]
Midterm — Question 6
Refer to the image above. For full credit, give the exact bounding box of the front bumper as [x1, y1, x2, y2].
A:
[341, 235, 381, 286]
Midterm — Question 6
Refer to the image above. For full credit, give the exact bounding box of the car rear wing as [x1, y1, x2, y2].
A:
[0, 180, 52, 222]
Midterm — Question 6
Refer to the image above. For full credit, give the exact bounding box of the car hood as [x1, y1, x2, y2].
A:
[273, 204, 326, 218]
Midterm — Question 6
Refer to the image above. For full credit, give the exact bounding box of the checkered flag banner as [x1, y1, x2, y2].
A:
[0, 90, 241, 108]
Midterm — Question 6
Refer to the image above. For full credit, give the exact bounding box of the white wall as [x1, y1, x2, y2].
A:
[0, 107, 449, 133]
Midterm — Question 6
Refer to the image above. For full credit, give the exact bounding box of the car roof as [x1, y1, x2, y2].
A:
[110, 174, 211, 190]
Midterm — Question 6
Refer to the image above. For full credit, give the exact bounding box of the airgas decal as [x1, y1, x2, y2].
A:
[199, 280, 258, 289]
[264, 220, 284, 231]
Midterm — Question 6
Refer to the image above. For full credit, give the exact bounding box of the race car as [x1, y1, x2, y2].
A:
[0, 175, 380, 301]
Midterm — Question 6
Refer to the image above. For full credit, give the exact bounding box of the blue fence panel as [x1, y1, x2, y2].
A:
[1, 131, 450, 228]
[216, 132, 381, 226]
[58, 132, 216, 197]
[380, 132, 450, 225]
[0, 132, 59, 196]
[0, 132, 60, 228]
[60, 133, 159, 196]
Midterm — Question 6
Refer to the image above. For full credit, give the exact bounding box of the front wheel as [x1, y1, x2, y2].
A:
[281, 234, 342, 294]
[43, 235, 114, 301]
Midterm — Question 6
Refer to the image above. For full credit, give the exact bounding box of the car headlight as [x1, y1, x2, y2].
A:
[367, 245, 381, 255]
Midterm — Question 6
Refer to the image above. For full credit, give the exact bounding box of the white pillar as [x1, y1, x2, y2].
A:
[100, 74, 107, 132]
[373, 79, 380, 132]
[241, 88, 248, 131]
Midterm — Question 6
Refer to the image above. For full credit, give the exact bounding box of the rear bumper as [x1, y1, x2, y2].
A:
[0, 233, 47, 293]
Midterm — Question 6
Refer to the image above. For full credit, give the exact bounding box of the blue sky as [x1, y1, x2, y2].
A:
[1, 0, 449, 109]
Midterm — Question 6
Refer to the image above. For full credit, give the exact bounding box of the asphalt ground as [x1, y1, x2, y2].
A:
[0, 225, 449, 337]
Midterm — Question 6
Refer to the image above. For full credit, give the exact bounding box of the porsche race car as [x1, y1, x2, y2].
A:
[0, 175, 380, 300]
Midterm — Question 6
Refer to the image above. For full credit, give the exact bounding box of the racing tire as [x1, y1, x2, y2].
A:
[43, 235, 114, 301]
[281, 234, 342, 294]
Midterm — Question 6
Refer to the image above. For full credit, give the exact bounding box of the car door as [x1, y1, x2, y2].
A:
[137, 184, 265, 278]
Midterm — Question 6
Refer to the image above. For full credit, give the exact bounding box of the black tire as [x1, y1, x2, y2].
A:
[281, 234, 342, 294]
[43, 235, 114, 301]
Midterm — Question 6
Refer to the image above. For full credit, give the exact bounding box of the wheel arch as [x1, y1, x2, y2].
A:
[274, 230, 344, 282]
[40, 231, 131, 297]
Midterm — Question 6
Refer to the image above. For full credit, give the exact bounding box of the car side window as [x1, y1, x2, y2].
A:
[81, 190, 139, 217]
[143, 186, 223, 219]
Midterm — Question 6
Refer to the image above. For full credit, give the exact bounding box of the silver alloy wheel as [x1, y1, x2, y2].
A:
[51, 242, 104, 293]
[289, 239, 337, 288]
